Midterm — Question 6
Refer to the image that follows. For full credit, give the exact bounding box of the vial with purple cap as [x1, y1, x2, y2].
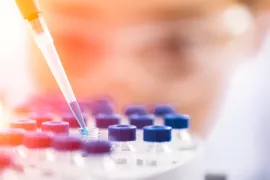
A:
[108, 125, 137, 167]
[48, 135, 83, 180]
[142, 125, 173, 167]
[89, 98, 114, 116]
[95, 114, 120, 140]
[164, 114, 195, 150]
[41, 121, 69, 135]
[123, 105, 147, 124]
[152, 104, 175, 125]
[79, 140, 116, 179]
[124, 105, 147, 117]
[20, 132, 53, 179]
[153, 104, 175, 117]
[129, 114, 154, 146]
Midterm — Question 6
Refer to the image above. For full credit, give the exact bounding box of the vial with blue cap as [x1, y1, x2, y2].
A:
[108, 124, 137, 167]
[153, 104, 175, 117]
[129, 114, 154, 146]
[79, 140, 116, 179]
[20, 131, 53, 179]
[152, 104, 175, 125]
[164, 114, 195, 150]
[48, 135, 83, 180]
[95, 114, 120, 140]
[142, 125, 173, 167]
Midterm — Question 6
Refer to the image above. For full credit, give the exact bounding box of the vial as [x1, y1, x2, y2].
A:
[20, 132, 53, 179]
[164, 114, 195, 150]
[95, 114, 120, 140]
[0, 129, 24, 159]
[124, 105, 147, 116]
[108, 125, 137, 167]
[62, 113, 87, 135]
[89, 98, 114, 116]
[152, 104, 175, 117]
[129, 114, 154, 148]
[123, 105, 147, 124]
[0, 153, 23, 180]
[29, 112, 54, 128]
[49, 135, 83, 180]
[10, 119, 37, 131]
[79, 140, 116, 179]
[142, 125, 173, 167]
[152, 104, 175, 125]
[41, 121, 69, 135]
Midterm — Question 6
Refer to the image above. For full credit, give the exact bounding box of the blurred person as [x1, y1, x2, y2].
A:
[25, 0, 267, 137]
[12, 0, 270, 179]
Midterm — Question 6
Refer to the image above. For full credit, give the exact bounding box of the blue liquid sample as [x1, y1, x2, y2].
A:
[68, 101, 89, 135]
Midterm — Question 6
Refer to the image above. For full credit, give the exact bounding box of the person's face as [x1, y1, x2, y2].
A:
[30, 0, 256, 135]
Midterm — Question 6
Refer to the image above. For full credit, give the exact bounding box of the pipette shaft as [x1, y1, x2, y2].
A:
[15, 0, 89, 135]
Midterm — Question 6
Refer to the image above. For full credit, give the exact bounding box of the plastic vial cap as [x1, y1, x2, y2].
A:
[164, 114, 189, 129]
[89, 98, 114, 116]
[62, 113, 87, 128]
[0, 153, 12, 170]
[95, 114, 121, 129]
[129, 114, 155, 129]
[52, 135, 82, 152]
[29, 112, 53, 128]
[108, 125, 136, 142]
[23, 132, 52, 149]
[153, 104, 175, 116]
[83, 140, 112, 155]
[0, 129, 25, 146]
[41, 121, 69, 134]
[10, 119, 37, 131]
[124, 105, 147, 116]
[143, 125, 172, 142]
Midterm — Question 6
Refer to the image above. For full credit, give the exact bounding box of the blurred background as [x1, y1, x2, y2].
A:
[0, 0, 269, 179]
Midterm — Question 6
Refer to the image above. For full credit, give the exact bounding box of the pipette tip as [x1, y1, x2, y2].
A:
[68, 101, 88, 127]
[79, 128, 89, 136]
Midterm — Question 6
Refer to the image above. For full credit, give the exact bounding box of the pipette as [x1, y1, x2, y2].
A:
[15, 0, 89, 136]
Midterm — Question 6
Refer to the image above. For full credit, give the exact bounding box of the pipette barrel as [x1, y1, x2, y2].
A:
[15, 0, 90, 135]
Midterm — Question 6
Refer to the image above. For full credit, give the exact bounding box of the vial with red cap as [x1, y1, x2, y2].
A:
[28, 112, 54, 128]
[0, 153, 23, 180]
[20, 131, 53, 179]
[62, 113, 88, 136]
[47, 135, 83, 180]
[41, 121, 69, 135]
[0, 129, 25, 159]
[10, 119, 37, 131]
